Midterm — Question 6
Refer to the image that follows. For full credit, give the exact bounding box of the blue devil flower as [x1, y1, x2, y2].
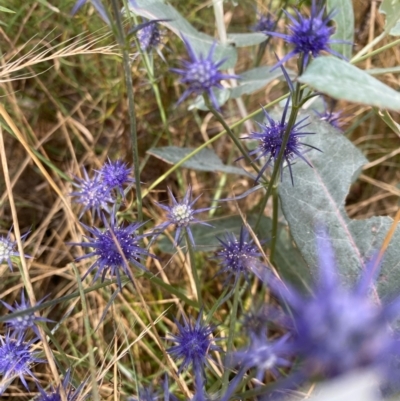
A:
[1, 291, 52, 338]
[71, 211, 153, 289]
[0, 332, 44, 391]
[171, 36, 239, 110]
[215, 226, 262, 283]
[70, 167, 114, 219]
[265, 232, 400, 379]
[153, 186, 212, 247]
[98, 159, 135, 196]
[166, 312, 220, 374]
[267, 1, 349, 69]
[36, 369, 87, 401]
[241, 97, 320, 184]
[0, 228, 30, 271]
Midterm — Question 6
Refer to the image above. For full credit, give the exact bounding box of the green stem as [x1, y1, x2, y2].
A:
[110, 0, 143, 224]
[203, 94, 261, 175]
[222, 276, 242, 392]
[270, 185, 279, 264]
[185, 232, 202, 306]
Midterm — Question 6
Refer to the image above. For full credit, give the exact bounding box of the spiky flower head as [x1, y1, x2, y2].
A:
[314, 107, 343, 130]
[266, 232, 400, 379]
[154, 186, 212, 247]
[70, 167, 114, 219]
[232, 333, 291, 381]
[267, 1, 348, 69]
[0, 332, 44, 391]
[171, 36, 239, 110]
[241, 97, 320, 184]
[1, 291, 52, 338]
[98, 159, 135, 196]
[215, 227, 262, 283]
[36, 369, 87, 401]
[251, 9, 275, 33]
[0, 228, 30, 271]
[72, 211, 153, 289]
[135, 19, 163, 52]
[167, 312, 219, 374]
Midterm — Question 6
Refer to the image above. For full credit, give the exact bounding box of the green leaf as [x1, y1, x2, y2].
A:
[227, 32, 267, 47]
[0, 6, 15, 13]
[231, 66, 295, 99]
[278, 114, 400, 297]
[327, 0, 354, 59]
[157, 215, 311, 291]
[299, 57, 400, 111]
[127, 0, 237, 68]
[379, 0, 400, 36]
[147, 146, 249, 176]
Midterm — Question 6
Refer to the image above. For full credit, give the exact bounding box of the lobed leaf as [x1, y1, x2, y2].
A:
[299, 57, 400, 111]
[278, 114, 400, 297]
[147, 146, 249, 176]
[327, 0, 354, 59]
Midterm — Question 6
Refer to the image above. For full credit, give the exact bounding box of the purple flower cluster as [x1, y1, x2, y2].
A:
[70, 160, 134, 219]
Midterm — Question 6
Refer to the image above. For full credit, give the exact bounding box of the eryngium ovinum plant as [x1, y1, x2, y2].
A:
[2, 0, 400, 400]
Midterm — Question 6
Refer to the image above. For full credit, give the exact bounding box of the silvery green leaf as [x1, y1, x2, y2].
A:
[230, 66, 295, 98]
[379, 0, 400, 36]
[327, 0, 354, 59]
[227, 32, 267, 47]
[299, 57, 400, 111]
[147, 146, 249, 176]
[279, 114, 400, 297]
[127, 0, 237, 68]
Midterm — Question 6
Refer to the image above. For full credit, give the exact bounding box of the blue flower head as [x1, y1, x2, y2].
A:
[242, 97, 320, 184]
[267, 0, 349, 69]
[72, 211, 153, 289]
[36, 369, 87, 401]
[215, 226, 262, 283]
[0, 228, 30, 271]
[167, 312, 220, 374]
[313, 101, 344, 130]
[251, 7, 275, 33]
[1, 291, 52, 338]
[154, 186, 212, 247]
[98, 159, 135, 196]
[134, 19, 164, 52]
[232, 333, 291, 381]
[266, 232, 400, 379]
[171, 36, 239, 110]
[0, 332, 44, 391]
[70, 167, 114, 219]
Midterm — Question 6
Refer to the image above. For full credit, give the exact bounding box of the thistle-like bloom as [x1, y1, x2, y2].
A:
[232, 333, 291, 381]
[241, 97, 320, 184]
[0, 228, 30, 271]
[314, 107, 343, 130]
[132, 19, 165, 53]
[171, 36, 239, 110]
[154, 186, 212, 247]
[70, 168, 114, 219]
[167, 312, 219, 373]
[266, 1, 348, 69]
[1, 291, 52, 338]
[72, 211, 153, 289]
[251, 8, 275, 33]
[36, 369, 86, 401]
[215, 227, 262, 283]
[0, 333, 44, 390]
[98, 159, 135, 196]
[265, 233, 400, 379]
